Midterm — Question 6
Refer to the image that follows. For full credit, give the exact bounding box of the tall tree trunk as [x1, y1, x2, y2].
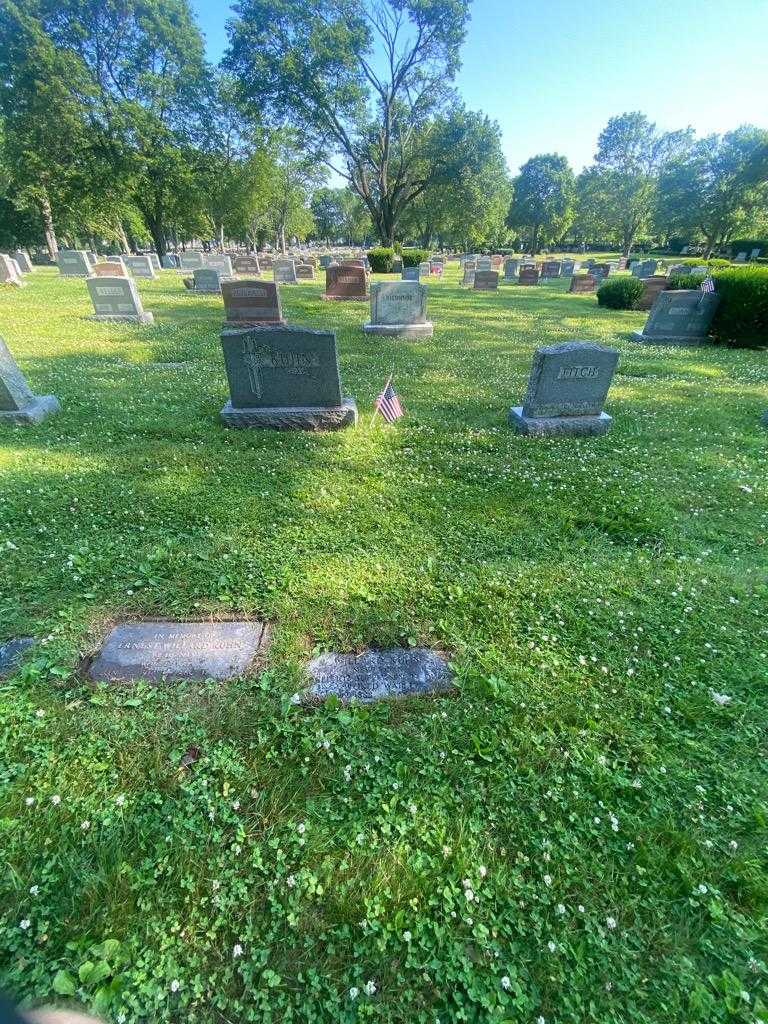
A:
[39, 192, 58, 260]
[117, 223, 130, 254]
[145, 217, 166, 260]
[218, 223, 225, 249]
[531, 224, 540, 255]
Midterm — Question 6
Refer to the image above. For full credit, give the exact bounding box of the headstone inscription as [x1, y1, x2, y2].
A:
[180, 251, 205, 271]
[473, 270, 499, 291]
[518, 266, 540, 285]
[0, 254, 24, 287]
[58, 250, 91, 277]
[91, 261, 127, 277]
[203, 254, 234, 277]
[307, 648, 453, 702]
[124, 255, 156, 279]
[632, 289, 720, 345]
[324, 264, 368, 300]
[363, 280, 433, 338]
[295, 263, 315, 280]
[402, 266, 420, 282]
[233, 254, 261, 275]
[273, 259, 298, 285]
[635, 275, 669, 311]
[219, 324, 358, 430]
[221, 280, 285, 326]
[508, 340, 619, 437]
[86, 277, 154, 323]
[0, 335, 60, 425]
[11, 251, 32, 273]
[569, 274, 597, 293]
[87, 620, 270, 683]
[191, 268, 223, 293]
[541, 260, 562, 278]
[503, 258, 520, 280]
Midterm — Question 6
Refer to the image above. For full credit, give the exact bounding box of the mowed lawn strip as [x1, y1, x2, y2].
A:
[1, 262, 767, 1023]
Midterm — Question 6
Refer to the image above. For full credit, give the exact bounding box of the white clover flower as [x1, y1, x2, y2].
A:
[232, 800, 240, 811]
[170, 980, 180, 993]
[363, 980, 376, 996]
[115, 794, 126, 806]
[403, 931, 412, 942]
[578, 904, 585, 913]
[297, 822, 306, 834]
[25, 797, 34, 806]
[19, 919, 31, 930]
[286, 875, 296, 888]
[464, 888, 475, 902]
[349, 987, 359, 1000]
[80, 820, 91, 831]
[556, 903, 565, 915]
[547, 941, 556, 953]
[729, 840, 738, 850]
[479, 865, 487, 878]
[442, 845, 451, 857]
[29, 885, 39, 896]
[697, 884, 708, 894]
[232, 943, 243, 958]
[537, 1017, 546, 1024]
[51, 795, 61, 805]
[543, 874, 552, 886]
[290, 693, 301, 705]
[606, 916, 617, 930]
[500, 976, 512, 990]
[35, 709, 45, 718]
[408, 802, 417, 814]
[710, 691, 731, 706]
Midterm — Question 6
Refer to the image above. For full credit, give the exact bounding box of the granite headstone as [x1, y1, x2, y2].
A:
[0, 335, 60, 425]
[363, 280, 432, 338]
[222, 280, 285, 326]
[632, 288, 720, 344]
[86, 277, 153, 323]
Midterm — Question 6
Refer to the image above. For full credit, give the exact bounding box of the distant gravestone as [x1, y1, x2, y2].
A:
[147, 253, 161, 270]
[392, 256, 403, 274]
[221, 280, 285, 326]
[750, 247, 761, 259]
[418, 261, 430, 278]
[632, 260, 658, 278]
[473, 270, 499, 291]
[259, 254, 274, 270]
[295, 263, 315, 280]
[87, 620, 269, 683]
[233, 254, 261, 275]
[219, 324, 357, 430]
[86, 252, 98, 265]
[192, 268, 222, 293]
[324, 264, 368, 300]
[462, 267, 476, 288]
[476, 256, 491, 271]
[162, 253, 180, 269]
[318, 254, 333, 269]
[124, 255, 156, 279]
[91, 261, 126, 277]
[363, 280, 432, 338]
[636, 275, 669, 311]
[204, 254, 234, 277]
[86, 276, 154, 323]
[541, 260, 562, 278]
[569, 274, 597, 293]
[273, 259, 298, 285]
[690, 264, 708, 275]
[307, 648, 453, 702]
[490, 254, 503, 270]
[0, 335, 60, 425]
[561, 259, 576, 276]
[509, 340, 619, 437]
[58, 250, 91, 277]
[632, 289, 720, 345]
[503, 258, 519, 280]
[0, 637, 35, 676]
[11, 251, 32, 273]
[402, 266, 420, 282]
[518, 266, 540, 285]
[0, 254, 24, 287]
[591, 262, 610, 279]
[734, 251, 747, 263]
[180, 251, 205, 271]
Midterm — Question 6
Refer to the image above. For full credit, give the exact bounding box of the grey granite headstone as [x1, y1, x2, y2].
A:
[180, 251, 205, 271]
[273, 259, 298, 284]
[473, 270, 499, 291]
[222, 280, 284, 325]
[0, 637, 35, 676]
[147, 253, 161, 270]
[86, 277, 153, 323]
[0, 335, 60, 425]
[307, 648, 453, 703]
[318, 255, 332, 268]
[392, 256, 403, 273]
[204, 254, 234, 277]
[401, 266, 420, 282]
[87, 620, 269, 683]
[295, 263, 315, 280]
[476, 256, 491, 271]
[541, 260, 562, 278]
[233, 254, 261, 275]
[509, 340, 618, 437]
[58, 250, 91, 277]
[364, 280, 432, 338]
[632, 260, 658, 279]
[0, 254, 24, 287]
[561, 259, 576, 276]
[12, 251, 32, 273]
[632, 289, 720, 344]
[503, 258, 519, 280]
[162, 254, 180, 269]
[124, 255, 156, 279]
[219, 324, 357, 430]
[192, 268, 222, 293]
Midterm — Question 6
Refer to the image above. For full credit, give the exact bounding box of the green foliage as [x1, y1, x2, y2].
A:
[400, 247, 430, 267]
[729, 239, 767, 257]
[507, 153, 575, 253]
[667, 266, 768, 346]
[667, 273, 705, 290]
[310, 187, 370, 244]
[596, 276, 645, 309]
[367, 247, 394, 272]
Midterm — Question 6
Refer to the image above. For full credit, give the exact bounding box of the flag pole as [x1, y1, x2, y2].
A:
[369, 370, 394, 428]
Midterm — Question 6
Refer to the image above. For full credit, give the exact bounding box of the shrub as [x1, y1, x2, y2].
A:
[367, 247, 394, 273]
[672, 257, 730, 270]
[667, 266, 768, 346]
[730, 238, 767, 258]
[596, 277, 644, 309]
[401, 247, 430, 267]
[668, 272, 704, 290]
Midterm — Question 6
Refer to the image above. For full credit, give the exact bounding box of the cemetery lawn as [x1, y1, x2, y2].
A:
[2, 264, 768, 1024]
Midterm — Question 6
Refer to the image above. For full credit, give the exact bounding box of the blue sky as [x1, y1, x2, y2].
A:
[191, 0, 768, 176]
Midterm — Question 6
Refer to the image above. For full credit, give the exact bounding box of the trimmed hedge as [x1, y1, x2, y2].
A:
[367, 247, 394, 273]
[668, 266, 768, 346]
[401, 247, 430, 268]
[672, 257, 730, 270]
[596, 277, 644, 310]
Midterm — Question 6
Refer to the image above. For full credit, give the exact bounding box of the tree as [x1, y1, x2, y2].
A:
[226, 0, 472, 245]
[260, 133, 324, 252]
[311, 188, 370, 244]
[506, 154, 575, 254]
[656, 127, 768, 255]
[588, 112, 692, 256]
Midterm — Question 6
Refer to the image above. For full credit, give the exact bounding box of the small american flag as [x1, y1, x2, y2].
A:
[700, 276, 715, 293]
[374, 377, 404, 424]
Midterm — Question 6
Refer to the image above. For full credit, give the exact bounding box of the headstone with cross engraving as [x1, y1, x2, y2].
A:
[219, 324, 357, 430]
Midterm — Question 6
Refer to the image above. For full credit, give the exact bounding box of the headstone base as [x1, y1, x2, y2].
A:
[362, 321, 433, 339]
[0, 395, 60, 425]
[86, 312, 154, 324]
[321, 293, 368, 301]
[508, 406, 612, 437]
[631, 330, 709, 346]
[220, 397, 358, 431]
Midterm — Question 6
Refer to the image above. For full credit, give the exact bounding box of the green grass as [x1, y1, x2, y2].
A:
[1, 261, 767, 1024]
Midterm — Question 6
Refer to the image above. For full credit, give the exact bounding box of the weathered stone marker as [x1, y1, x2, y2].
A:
[518, 266, 540, 285]
[0, 335, 61, 425]
[233, 254, 261, 275]
[569, 274, 597, 293]
[58, 250, 91, 277]
[221, 280, 285, 326]
[273, 259, 298, 285]
[124, 255, 156, 279]
[87, 620, 269, 683]
[162, 254, 180, 269]
[635, 275, 669, 310]
[219, 324, 358, 430]
[11, 251, 33, 273]
[295, 263, 315, 280]
[402, 266, 420, 282]
[508, 340, 618, 437]
[476, 256, 491, 271]
[324, 264, 368, 300]
[473, 270, 499, 291]
[0, 254, 24, 287]
[503, 258, 519, 280]
[541, 260, 562, 278]
[307, 648, 453, 702]
[180, 251, 205, 271]
[632, 289, 720, 344]
[91, 261, 127, 277]
[363, 280, 433, 338]
[86, 277, 154, 323]
[0, 637, 35, 676]
[561, 259, 576, 276]
[192, 268, 223, 293]
[203, 254, 234, 277]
